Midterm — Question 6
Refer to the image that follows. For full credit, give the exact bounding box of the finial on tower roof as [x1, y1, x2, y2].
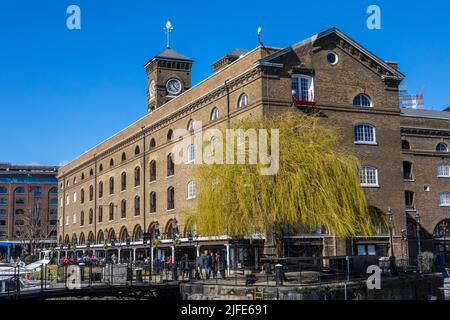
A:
[164, 20, 174, 49]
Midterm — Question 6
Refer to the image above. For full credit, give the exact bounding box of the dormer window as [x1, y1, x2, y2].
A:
[292, 75, 314, 102]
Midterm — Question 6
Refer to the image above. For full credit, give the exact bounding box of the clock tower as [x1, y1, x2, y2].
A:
[144, 21, 193, 113]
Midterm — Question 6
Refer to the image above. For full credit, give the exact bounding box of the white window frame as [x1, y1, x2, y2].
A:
[359, 166, 379, 187]
[238, 93, 249, 108]
[291, 74, 314, 102]
[187, 119, 194, 132]
[73, 192, 77, 203]
[72, 213, 76, 224]
[436, 143, 448, 153]
[440, 192, 450, 207]
[66, 195, 70, 205]
[353, 94, 373, 107]
[354, 124, 377, 145]
[438, 164, 450, 178]
[187, 181, 197, 200]
[187, 144, 196, 163]
[211, 107, 219, 121]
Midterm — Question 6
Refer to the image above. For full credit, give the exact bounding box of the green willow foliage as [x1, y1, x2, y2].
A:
[190, 111, 377, 239]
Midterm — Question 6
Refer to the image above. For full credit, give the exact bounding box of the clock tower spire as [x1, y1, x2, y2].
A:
[144, 20, 194, 113]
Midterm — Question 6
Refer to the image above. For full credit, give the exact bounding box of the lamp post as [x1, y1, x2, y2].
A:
[387, 208, 394, 257]
[386, 208, 398, 275]
[400, 229, 407, 270]
[440, 221, 448, 265]
[415, 211, 422, 273]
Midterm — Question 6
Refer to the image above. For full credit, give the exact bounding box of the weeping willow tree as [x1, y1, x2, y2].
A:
[190, 111, 379, 257]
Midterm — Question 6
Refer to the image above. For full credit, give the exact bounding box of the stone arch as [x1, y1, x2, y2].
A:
[97, 230, 105, 244]
[79, 232, 86, 245]
[107, 228, 116, 243]
[87, 231, 95, 244]
[119, 226, 129, 243]
[132, 224, 142, 242]
[64, 234, 70, 244]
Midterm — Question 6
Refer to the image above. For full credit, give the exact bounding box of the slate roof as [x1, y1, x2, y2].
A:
[401, 108, 450, 120]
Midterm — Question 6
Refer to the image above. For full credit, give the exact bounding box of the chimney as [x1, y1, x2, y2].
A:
[385, 61, 398, 71]
[211, 49, 249, 73]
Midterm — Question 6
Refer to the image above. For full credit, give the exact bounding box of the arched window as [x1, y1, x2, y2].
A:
[150, 192, 156, 213]
[97, 230, 104, 244]
[98, 206, 103, 223]
[402, 140, 410, 150]
[150, 160, 156, 182]
[98, 181, 103, 198]
[167, 153, 175, 176]
[89, 168, 94, 176]
[135, 146, 141, 155]
[354, 124, 376, 144]
[88, 232, 95, 244]
[121, 152, 126, 162]
[71, 234, 78, 245]
[134, 167, 141, 187]
[187, 119, 195, 132]
[109, 177, 114, 194]
[80, 211, 85, 226]
[109, 203, 114, 221]
[150, 138, 156, 149]
[121, 172, 127, 191]
[79, 233, 85, 245]
[440, 192, 450, 207]
[15, 187, 25, 194]
[109, 158, 114, 167]
[80, 189, 85, 204]
[238, 93, 249, 108]
[167, 129, 174, 142]
[167, 187, 175, 210]
[99, 164, 103, 172]
[211, 107, 219, 121]
[81, 173, 85, 180]
[89, 185, 94, 201]
[353, 94, 372, 107]
[119, 227, 129, 243]
[434, 220, 450, 238]
[134, 196, 140, 216]
[187, 144, 196, 163]
[436, 143, 448, 153]
[358, 166, 378, 187]
[73, 177, 77, 184]
[133, 225, 142, 242]
[438, 164, 450, 178]
[121, 199, 126, 218]
[89, 209, 93, 224]
[187, 181, 196, 199]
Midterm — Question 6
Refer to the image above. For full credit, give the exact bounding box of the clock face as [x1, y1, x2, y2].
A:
[149, 80, 156, 98]
[166, 78, 182, 95]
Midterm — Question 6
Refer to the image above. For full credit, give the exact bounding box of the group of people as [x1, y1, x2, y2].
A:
[195, 249, 226, 280]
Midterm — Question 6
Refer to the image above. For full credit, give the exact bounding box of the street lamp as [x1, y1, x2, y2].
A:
[386, 208, 398, 275]
[387, 208, 394, 257]
[415, 211, 422, 273]
[440, 221, 448, 265]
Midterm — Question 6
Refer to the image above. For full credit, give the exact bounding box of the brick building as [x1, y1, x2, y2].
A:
[0, 163, 58, 258]
[56, 27, 450, 266]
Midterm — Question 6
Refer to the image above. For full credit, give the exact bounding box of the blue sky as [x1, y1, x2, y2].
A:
[0, 0, 449, 166]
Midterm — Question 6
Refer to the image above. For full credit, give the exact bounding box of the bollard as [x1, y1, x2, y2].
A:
[275, 264, 284, 286]
[136, 269, 143, 283]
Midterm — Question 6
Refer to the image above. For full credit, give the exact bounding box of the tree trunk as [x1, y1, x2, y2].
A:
[273, 223, 284, 258]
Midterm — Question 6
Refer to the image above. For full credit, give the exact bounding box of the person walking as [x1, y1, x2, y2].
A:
[202, 250, 212, 280]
